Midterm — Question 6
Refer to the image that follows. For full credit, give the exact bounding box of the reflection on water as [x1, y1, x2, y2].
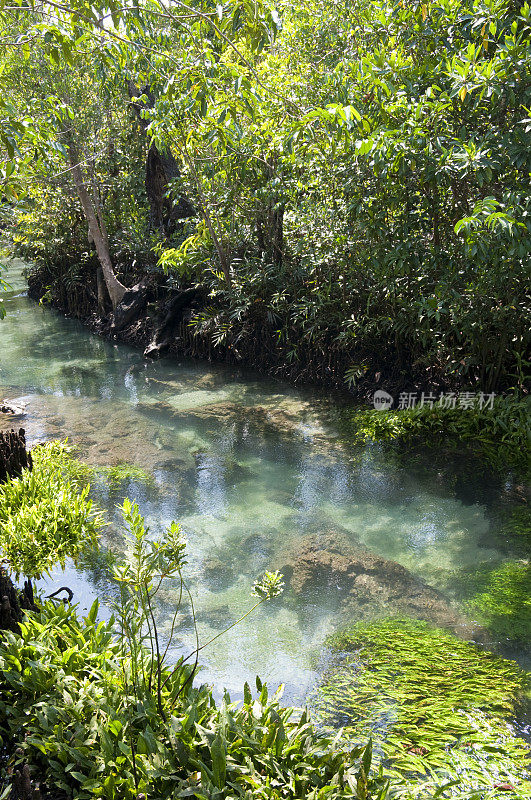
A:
[0, 259, 528, 701]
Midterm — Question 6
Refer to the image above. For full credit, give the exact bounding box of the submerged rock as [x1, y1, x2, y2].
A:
[202, 556, 235, 591]
[0, 399, 26, 416]
[276, 530, 482, 637]
[196, 604, 233, 629]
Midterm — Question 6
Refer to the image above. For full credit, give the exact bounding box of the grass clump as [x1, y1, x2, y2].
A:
[350, 395, 531, 473]
[0, 441, 101, 579]
[311, 618, 531, 799]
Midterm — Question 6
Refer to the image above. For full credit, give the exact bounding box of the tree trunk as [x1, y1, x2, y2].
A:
[66, 135, 127, 309]
[128, 82, 195, 235]
[256, 160, 285, 267]
[96, 267, 107, 313]
[257, 203, 284, 267]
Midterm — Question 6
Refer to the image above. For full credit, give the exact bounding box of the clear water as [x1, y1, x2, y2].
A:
[1, 258, 528, 703]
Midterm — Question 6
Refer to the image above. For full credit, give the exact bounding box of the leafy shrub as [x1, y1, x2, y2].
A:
[0, 603, 388, 799]
[311, 619, 531, 799]
[0, 441, 101, 579]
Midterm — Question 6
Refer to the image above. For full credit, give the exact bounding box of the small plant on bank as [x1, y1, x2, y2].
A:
[0, 441, 101, 580]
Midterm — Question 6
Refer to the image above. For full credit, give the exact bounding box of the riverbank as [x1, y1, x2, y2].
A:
[21, 254, 530, 476]
[25, 257, 365, 396]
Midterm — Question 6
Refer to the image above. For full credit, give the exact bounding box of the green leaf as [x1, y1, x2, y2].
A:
[210, 733, 226, 789]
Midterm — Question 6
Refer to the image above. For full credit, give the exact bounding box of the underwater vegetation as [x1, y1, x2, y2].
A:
[98, 461, 155, 490]
[311, 618, 531, 799]
[497, 507, 531, 556]
[449, 561, 531, 647]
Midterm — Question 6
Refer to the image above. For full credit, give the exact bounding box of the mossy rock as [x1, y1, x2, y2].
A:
[311, 618, 531, 799]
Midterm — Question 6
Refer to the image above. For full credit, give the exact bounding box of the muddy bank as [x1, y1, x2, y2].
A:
[25, 265, 371, 396]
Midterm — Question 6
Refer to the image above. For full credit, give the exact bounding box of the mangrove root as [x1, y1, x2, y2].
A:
[144, 287, 207, 359]
[0, 570, 38, 633]
[0, 428, 32, 484]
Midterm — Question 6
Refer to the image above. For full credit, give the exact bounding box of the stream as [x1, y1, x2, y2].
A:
[0, 257, 529, 705]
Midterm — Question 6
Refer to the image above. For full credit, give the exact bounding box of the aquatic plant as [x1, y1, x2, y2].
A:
[0, 441, 101, 579]
[311, 618, 531, 799]
[451, 561, 531, 645]
[111, 498, 285, 723]
[498, 507, 531, 555]
[349, 396, 531, 473]
[46, 443, 156, 491]
[98, 461, 155, 490]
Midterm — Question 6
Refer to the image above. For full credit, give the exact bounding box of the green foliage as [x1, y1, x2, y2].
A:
[0, 587, 388, 800]
[110, 499, 286, 726]
[252, 569, 285, 599]
[1, 0, 529, 399]
[349, 396, 531, 472]
[0, 463, 387, 800]
[0, 441, 101, 579]
[311, 618, 531, 799]
[451, 561, 531, 644]
[0, 601, 383, 799]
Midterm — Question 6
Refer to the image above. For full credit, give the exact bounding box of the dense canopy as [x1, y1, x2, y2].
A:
[0, 0, 529, 396]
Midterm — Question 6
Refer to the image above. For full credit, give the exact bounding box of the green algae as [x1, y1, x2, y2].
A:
[311, 618, 531, 799]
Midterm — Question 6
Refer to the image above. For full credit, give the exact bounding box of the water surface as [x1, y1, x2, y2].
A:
[1, 258, 528, 702]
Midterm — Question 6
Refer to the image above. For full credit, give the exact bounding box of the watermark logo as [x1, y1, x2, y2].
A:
[372, 391, 496, 411]
[373, 390, 394, 410]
